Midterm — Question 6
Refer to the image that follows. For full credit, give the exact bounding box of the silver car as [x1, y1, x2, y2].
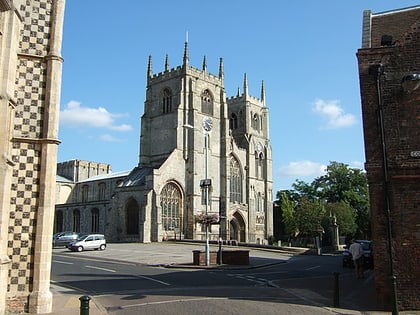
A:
[68, 234, 106, 252]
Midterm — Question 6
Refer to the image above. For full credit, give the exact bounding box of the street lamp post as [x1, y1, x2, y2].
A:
[204, 131, 210, 266]
[184, 116, 213, 266]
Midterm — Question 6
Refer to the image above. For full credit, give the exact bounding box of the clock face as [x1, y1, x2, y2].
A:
[256, 143, 262, 152]
[202, 116, 213, 132]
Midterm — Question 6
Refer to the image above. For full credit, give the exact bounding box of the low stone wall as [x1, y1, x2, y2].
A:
[192, 250, 249, 266]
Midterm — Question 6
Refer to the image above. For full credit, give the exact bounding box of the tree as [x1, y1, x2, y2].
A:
[294, 197, 325, 237]
[285, 161, 370, 238]
[279, 191, 297, 236]
[324, 201, 357, 235]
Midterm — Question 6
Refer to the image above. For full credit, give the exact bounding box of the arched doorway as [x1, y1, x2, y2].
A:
[230, 211, 246, 242]
[125, 198, 140, 236]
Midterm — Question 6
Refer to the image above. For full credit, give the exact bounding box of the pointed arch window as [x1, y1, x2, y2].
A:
[161, 182, 182, 231]
[255, 152, 264, 179]
[251, 113, 260, 131]
[98, 182, 106, 200]
[162, 88, 173, 113]
[229, 112, 238, 130]
[91, 208, 99, 233]
[81, 185, 89, 202]
[201, 89, 213, 116]
[73, 209, 80, 233]
[230, 157, 242, 203]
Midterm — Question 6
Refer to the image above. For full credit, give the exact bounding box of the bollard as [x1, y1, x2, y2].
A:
[79, 295, 91, 315]
[333, 272, 340, 307]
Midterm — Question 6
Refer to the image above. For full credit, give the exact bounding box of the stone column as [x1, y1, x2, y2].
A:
[0, 4, 20, 314]
[28, 0, 65, 313]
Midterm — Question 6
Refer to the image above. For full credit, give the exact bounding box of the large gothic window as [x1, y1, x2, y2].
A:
[162, 88, 173, 113]
[161, 182, 182, 231]
[126, 198, 140, 235]
[230, 157, 242, 203]
[201, 89, 213, 116]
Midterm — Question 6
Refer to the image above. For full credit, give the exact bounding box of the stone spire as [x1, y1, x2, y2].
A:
[183, 41, 189, 67]
[147, 55, 153, 82]
[261, 80, 266, 106]
[243, 73, 249, 96]
[202, 55, 207, 72]
[165, 54, 169, 71]
[219, 57, 224, 80]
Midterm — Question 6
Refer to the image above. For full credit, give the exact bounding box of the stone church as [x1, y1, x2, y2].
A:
[56, 42, 274, 244]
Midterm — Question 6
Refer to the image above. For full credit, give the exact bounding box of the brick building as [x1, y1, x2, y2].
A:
[357, 6, 420, 311]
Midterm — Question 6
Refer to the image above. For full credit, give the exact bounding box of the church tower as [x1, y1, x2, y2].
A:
[138, 42, 272, 243]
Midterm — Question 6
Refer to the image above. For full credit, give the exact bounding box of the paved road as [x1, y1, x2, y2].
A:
[49, 242, 394, 315]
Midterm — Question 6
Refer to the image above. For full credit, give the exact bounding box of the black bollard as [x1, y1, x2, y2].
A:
[333, 272, 340, 307]
[79, 295, 91, 315]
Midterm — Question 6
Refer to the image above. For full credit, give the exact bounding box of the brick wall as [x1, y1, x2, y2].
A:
[357, 7, 420, 311]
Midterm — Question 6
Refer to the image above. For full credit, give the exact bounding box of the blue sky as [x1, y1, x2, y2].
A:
[58, 1, 420, 195]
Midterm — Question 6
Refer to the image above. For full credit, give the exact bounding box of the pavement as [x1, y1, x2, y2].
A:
[45, 242, 418, 315]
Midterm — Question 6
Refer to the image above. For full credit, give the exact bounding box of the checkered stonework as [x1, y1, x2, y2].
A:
[7, 0, 52, 295]
[14, 58, 46, 139]
[19, 0, 51, 57]
[8, 141, 41, 293]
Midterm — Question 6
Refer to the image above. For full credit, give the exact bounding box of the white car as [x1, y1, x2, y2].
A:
[68, 234, 106, 252]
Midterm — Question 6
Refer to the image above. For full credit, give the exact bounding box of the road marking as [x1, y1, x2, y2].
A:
[53, 260, 73, 265]
[134, 275, 171, 286]
[85, 265, 116, 273]
[305, 265, 320, 271]
[118, 297, 227, 309]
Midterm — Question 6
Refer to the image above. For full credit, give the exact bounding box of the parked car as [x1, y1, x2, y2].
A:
[342, 240, 373, 269]
[53, 231, 80, 247]
[67, 234, 106, 252]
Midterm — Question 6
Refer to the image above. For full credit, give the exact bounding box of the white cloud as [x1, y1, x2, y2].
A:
[60, 100, 133, 131]
[312, 99, 357, 129]
[279, 160, 327, 177]
[100, 134, 123, 142]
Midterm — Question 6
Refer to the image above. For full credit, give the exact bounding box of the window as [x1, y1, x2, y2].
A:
[81, 185, 88, 202]
[201, 89, 213, 115]
[251, 113, 259, 131]
[98, 182, 106, 200]
[255, 152, 264, 179]
[229, 113, 238, 130]
[161, 182, 182, 231]
[91, 208, 99, 233]
[162, 88, 172, 113]
[73, 209, 80, 232]
[256, 192, 262, 213]
[230, 157, 242, 203]
[55, 210, 63, 233]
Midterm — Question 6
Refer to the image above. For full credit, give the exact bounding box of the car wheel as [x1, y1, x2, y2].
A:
[99, 244, 106, 251]
[76, 246, 83, 252]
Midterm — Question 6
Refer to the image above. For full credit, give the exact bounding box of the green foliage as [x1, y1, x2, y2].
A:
[278, 161, 370, 238]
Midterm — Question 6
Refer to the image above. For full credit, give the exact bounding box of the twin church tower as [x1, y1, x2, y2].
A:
[56, 42, 273, 244]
